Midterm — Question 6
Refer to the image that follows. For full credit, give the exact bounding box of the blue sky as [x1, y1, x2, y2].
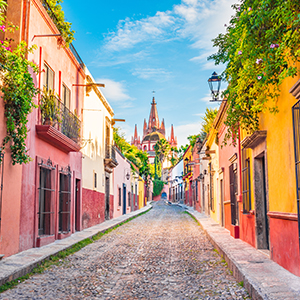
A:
[61, 0, 236, 146]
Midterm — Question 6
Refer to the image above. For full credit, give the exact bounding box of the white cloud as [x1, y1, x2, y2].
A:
[132, 68, 172, 80]
[96, 78, 133, 108]
[104, 11, 174, 52]
[175, 121, 202, 147]
[101, 0, 236, 69]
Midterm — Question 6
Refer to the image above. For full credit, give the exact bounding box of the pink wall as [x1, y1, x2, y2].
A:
[16, 0, 84, 251]
[113, 150, 131, 218]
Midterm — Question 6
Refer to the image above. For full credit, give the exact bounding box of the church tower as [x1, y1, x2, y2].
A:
[130, 96, 177, 163]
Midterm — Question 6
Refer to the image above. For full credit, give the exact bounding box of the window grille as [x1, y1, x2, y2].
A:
[292, 100, 300, 249]
[59, 172, 71, 233]
[118, 187, 122, 207]
[38, 166, 54, 236]
[242, 148, 251, 213]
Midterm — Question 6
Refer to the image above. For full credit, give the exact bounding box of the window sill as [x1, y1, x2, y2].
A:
[58, 231, 71, 240]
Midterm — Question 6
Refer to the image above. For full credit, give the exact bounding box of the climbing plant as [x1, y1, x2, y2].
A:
[208, 0, 300, 145]
[0, 1, 39, 164]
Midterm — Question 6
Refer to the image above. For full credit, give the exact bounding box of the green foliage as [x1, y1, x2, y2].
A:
[209, 0, 300, 144]
[201, 108, 218, 135]
[153, 179, 165, 197]
[43, 0, 75, 46]
[154, 138, 171, 164]
[187, 134, 200, 148]
[40, 87, 60, 125]
[1, 39, 39, 164]
[113, 127, 151, 180]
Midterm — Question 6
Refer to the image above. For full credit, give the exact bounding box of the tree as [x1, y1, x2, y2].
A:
[201, 108, 218, 135]
[154, 138, 170, 165]
[208, 0, 300, 144]
[113, 127, 151, 180]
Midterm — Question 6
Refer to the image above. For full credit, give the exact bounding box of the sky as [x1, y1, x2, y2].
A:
[60, 0, 237, 146]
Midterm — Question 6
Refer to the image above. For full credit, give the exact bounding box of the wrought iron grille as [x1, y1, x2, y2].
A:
[242, 148, 251, 213]
[38, 166, 55, 236]
[40, 95, 81, 143]
[105, 145, 117, 164]
[292, 100, 300, 249]
[59, 172, 71, 233]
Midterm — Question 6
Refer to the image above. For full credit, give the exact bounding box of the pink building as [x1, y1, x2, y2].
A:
[113, 148, 132, 218]
[1, 0, 85, 254]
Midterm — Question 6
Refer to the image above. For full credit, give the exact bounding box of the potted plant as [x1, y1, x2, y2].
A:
[40, 87, 60, 126]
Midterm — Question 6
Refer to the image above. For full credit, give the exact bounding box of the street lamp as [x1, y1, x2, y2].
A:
[208, 71, 221, 102]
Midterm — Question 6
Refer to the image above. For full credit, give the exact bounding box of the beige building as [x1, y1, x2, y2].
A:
[81, 68, 117, 228]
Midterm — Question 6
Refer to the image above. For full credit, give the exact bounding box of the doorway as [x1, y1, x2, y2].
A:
[220, 179, 224, 227]
[105, 174, 110, 220]
[75, 179, 80, 231]
[123, 184, 126, 215]
[254, 154, 269, 249]
[229, 164, 238, 226]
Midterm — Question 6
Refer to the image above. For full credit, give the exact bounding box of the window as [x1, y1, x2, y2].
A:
[128, 191, 130, 206]
[135, 184, 138, 205]
[38, 167, 54, 236]
[94, 172, 97, 189]
[118, 187, 122, 206]
[59, 173, 71, 233]
[242, 148, 251, 212]
[62, 84, 71, 110]
[43, 63, 54, 91]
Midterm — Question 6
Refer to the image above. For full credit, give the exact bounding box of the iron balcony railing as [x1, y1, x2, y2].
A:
[40, 96, 81, 143]
[105, 145, 117, 163]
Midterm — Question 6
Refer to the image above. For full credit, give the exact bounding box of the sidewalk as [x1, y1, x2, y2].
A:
[0, 204, 152, 287]
[178, 204, 300, 300]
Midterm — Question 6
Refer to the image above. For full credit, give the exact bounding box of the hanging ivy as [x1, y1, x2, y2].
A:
[0, 1, 39, 165]
[208, 0, 300, 145]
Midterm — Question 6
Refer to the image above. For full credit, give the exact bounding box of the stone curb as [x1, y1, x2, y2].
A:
[0, 204, 152, 287]
[177, 204, 300, 300]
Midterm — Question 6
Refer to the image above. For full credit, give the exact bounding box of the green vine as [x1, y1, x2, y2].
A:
[0, 1, 39, 165]
[208, 0, 300, 145]
[43, 0, 75, 46]
[1, 42, 39, 165]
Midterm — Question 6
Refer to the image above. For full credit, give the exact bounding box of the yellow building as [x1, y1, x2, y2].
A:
[182, 146, 193, 206]
[239, 65, 300, 276]
[138, 176, 145, 209]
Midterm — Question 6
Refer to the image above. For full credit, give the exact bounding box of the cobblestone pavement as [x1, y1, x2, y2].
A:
[0, 201, 250, 299]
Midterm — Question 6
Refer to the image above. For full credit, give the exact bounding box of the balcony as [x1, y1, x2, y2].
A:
[104, 145, 118, 173]
[36, 96, 81, 153]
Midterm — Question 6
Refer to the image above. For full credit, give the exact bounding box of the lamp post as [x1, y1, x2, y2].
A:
[208, 71, 222, 102]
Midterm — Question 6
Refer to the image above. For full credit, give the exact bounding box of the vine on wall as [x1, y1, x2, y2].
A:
[209, 0, 300, 145]
[0, 1, 39, 165]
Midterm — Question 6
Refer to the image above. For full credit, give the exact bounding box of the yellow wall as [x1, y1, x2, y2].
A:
[206, 128, 220, 223]
[258, 73, 299, 213]
[138, 177, 145, 209]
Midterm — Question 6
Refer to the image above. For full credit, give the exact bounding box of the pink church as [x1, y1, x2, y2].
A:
[131, 97, 177, 163]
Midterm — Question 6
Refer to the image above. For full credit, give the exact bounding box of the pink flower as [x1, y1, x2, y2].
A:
[257, 76, 262, 80]
[238, 51, 242, 55]
[237, 6, 241, 11]
[256, 58, 262, 64]
[248, 7, 252, 11]
[270, 43, 279, 49]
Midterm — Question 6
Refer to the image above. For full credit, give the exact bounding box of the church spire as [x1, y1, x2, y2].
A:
[131, 124, 140, 148]
[169, 124, 177, 148]
[148, 97, 160, 132]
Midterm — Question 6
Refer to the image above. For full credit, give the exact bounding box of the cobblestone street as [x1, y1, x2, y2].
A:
[0, 202, 250, 299]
